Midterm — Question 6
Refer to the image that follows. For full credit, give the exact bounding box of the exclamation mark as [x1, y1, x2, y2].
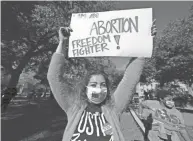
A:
[114, 35, 120, 49]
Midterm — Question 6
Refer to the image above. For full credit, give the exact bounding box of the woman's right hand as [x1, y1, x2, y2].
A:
[56, 27, 73, 56]
[59, 27, 73, 42]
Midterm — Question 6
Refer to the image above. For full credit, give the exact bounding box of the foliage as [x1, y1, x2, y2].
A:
[154, 9, 193, 86]
[1, 1, 37, 41]
[110, 70, 124, 90]
[1, 1, 37, 73]
[1, 1, 116, 82]
[173, 94, 193, 108]
[1, 1, 116, 109]
[31, 1, 117, 89]
[2, 1, 116, 80]
[139, 6, 193, 86]
[17, 71, 39, 94]
[141, 58, 156, 83]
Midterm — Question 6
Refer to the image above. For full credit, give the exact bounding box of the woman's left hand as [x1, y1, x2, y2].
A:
[151, 19, 157, 37]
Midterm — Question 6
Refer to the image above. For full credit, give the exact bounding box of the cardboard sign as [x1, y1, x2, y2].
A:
[69, 8, 153, 58]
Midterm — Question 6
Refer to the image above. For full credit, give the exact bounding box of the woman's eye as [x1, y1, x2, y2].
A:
[101, 83, 106, 88]
[90, 84, 96, 87]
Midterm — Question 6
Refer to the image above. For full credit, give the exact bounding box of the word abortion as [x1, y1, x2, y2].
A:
[71, 35, 111, 57]
[90, 16, 139, 35]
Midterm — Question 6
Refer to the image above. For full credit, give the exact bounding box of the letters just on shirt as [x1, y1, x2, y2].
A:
[69, 8, 153, 58]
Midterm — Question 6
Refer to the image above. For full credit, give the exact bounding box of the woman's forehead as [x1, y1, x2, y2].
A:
[89, 74, 105, 83]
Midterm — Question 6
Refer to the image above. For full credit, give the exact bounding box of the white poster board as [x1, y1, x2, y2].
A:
[69, 8, 153, 58]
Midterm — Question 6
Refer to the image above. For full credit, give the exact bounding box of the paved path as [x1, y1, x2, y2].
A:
[120, 112, 144, 141]
[181, 111, 193, 141]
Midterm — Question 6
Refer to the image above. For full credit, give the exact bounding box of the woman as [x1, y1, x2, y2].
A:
[47, 21, 157, 141]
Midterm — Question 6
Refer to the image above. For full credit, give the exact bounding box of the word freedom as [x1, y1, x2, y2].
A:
[90, 16, 139, 35]
[72, 35, 111, 57]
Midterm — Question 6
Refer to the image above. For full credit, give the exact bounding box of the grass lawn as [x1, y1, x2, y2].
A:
[1, 99, 67, 141]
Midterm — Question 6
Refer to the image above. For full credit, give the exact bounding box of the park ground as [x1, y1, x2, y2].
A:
[1, 98, 193, 141]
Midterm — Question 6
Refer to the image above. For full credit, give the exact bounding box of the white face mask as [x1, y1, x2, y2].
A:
[165, 100, 175, 108]
[86, 87, 107, 104]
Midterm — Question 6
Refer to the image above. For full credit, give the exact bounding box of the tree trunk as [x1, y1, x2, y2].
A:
[1, 48, 33, 112]
[1, 70, 21, 112]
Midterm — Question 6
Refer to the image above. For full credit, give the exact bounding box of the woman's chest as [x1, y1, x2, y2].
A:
[71, 107, 114, 141]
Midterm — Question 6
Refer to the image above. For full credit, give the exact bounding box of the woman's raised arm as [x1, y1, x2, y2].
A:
[113, 19, 157, 114]
[47, 27, 74, 113]
[113, 58, 145, 113]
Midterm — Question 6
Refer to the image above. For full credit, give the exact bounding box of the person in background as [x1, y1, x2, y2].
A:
[139, 89, 191, 141]
[144, 90, 149, 100]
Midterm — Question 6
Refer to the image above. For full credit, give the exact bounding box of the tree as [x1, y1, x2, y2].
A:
[111, 70, 124, 90]
[34, 54, 117, 93]
[17, 71, 39, 95]
[154, 6, 193, 90]
[140, 58, 156, 83]
[1, 66, 11, 91]
[32, 1, 117, 93]
[1, 1, 116, 110]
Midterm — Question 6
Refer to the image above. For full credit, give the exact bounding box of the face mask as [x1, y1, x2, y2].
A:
[165, 100, 175, 108]
[86, 87, 107, 104]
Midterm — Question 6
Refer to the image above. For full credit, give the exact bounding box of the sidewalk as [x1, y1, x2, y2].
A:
[120, 111, 144, 141]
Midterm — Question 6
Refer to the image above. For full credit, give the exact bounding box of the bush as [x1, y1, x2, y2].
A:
[173, 94, 193, 108]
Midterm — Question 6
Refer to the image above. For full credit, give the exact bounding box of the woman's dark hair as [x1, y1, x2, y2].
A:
[79, 70, 111, 105]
